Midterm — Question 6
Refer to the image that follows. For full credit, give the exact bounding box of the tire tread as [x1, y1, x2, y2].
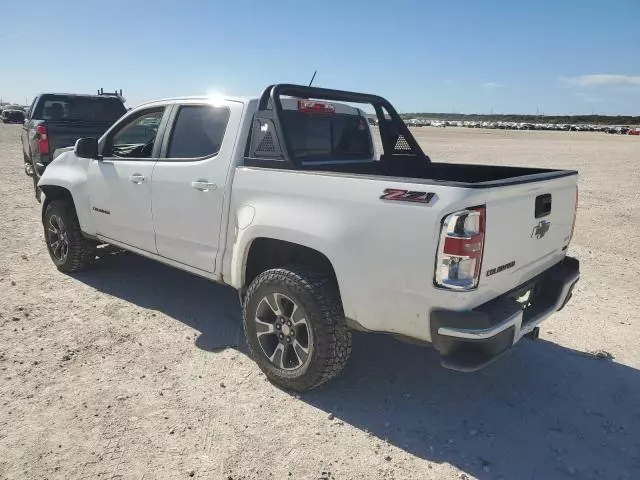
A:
[44, 200, 96, 273]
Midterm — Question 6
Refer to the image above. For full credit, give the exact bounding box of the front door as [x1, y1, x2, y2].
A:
[88, 106, 167, 252]
[151, 100, 242, 272]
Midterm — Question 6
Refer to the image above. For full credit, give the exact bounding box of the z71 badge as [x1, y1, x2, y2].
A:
[380, 189, 435, 204]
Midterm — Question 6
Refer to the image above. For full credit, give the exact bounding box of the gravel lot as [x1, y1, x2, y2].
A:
[1, 124, 639, 480]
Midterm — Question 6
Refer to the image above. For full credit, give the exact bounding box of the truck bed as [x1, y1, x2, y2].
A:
[300, 160, 577, 188]
[246, 84, 576, 188]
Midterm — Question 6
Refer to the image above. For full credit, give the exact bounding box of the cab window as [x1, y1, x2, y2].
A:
[166, 105, 229, 159]
[104, 108, 164, 158]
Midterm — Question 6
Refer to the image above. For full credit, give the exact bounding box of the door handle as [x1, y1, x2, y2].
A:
[191, 181, 217, 192]
[129, 174, 146, 184]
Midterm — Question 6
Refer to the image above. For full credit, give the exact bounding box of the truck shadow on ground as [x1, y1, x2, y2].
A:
[76, 247, 246, 350]
[75, 250, 640, 480]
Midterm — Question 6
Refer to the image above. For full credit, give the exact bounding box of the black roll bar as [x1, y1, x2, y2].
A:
[249, 83, 429, 167]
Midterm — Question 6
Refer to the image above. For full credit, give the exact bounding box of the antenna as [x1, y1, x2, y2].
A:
[308, 70, 317, 87]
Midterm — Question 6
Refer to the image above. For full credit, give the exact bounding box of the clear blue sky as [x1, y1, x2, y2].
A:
[1, 0, 639, 115]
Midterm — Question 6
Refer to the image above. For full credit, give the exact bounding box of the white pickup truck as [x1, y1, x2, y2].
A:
[38, 84, 580, 390]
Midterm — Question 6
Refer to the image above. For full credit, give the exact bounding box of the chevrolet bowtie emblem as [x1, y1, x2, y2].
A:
[531, 220, 551, 239]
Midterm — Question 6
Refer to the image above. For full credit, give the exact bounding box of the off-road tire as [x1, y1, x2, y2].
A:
[25, 149, 41, 201]
[43, 200, 97, 273]
[32, 169, 41, 202]
[243, 266, 352, 391]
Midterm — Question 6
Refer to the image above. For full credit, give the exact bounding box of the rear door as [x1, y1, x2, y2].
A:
[150, 100, 243, 272]
[87, 106, 169, 253]
[479, 175, 578, 294]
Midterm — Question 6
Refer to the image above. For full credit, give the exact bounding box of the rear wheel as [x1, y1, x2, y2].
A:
[25, 150, 41, 201]
[243, 266, 352, 391]
[23, 151, 33, 176]
[43, 200, 97, 273]
[32, 169, 41, 202]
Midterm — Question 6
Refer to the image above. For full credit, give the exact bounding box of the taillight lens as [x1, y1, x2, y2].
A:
[36, 125, 49, 154]
[435, 206, 486, 290]
[570, 186, 578, 241]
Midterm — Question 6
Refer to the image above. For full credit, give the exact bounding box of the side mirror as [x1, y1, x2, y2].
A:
[74, 137, 99, 159]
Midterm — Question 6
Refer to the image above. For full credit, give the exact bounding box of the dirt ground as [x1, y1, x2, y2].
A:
[1, 124, 639, 480]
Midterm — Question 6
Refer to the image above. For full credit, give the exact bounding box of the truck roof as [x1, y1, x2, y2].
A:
[135, 95, 363, 115]
[36, 93, 124, 99]
[137, 95, 254, 107]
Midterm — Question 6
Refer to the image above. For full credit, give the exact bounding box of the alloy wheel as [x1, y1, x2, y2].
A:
[254, 292, 312, 370]
[47, 214, 69, 262]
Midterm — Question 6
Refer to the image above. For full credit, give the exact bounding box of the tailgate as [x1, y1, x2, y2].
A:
[47, 122, 111, 153]
[479, 174, 578, 295]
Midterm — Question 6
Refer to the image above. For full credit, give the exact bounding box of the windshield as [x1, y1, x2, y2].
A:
[280, 110, 374, 162]
[34, 95, 126, 123]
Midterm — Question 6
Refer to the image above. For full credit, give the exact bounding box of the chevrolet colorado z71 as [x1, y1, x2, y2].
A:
[37, 84, 580, 390]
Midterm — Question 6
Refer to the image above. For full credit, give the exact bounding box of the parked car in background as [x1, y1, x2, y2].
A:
[605, 125, 630, 134]
[21, 91, 127, 200]
[38, 84, 580, 391]
[1, 108, 25, 123]
[1, 104, 23, 112]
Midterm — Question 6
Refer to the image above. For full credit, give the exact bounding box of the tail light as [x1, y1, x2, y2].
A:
[36, 125, 49, 154]
[570, 186, 578, 241]
[435, 206, 486, 290]
[297, 99, 335, 114]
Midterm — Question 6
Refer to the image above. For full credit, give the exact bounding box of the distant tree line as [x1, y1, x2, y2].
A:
[399, 113, 640, 125]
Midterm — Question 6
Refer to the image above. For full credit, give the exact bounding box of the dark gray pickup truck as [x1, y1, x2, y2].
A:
[22, 92, 126, 200]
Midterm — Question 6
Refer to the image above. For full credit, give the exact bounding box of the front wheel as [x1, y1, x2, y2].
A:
[43, 200, 97, 273]
[243, 266, 352, 391]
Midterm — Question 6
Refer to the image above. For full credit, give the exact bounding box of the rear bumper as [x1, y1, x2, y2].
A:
[430, 256, 580, 371]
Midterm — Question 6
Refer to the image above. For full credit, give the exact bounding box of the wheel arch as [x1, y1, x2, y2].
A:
[40, 182, 96, 237]
[38, 156, 96, 236]
[40, 185, 75, 220]
[239, 236, 341, 300]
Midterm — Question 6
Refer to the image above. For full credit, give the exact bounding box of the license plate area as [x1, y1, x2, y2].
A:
[507, 280, 541, 324]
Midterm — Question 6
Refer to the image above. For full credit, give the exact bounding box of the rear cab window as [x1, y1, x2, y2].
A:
[33, 95, 126, 124]
[279, 99, 375, 164]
